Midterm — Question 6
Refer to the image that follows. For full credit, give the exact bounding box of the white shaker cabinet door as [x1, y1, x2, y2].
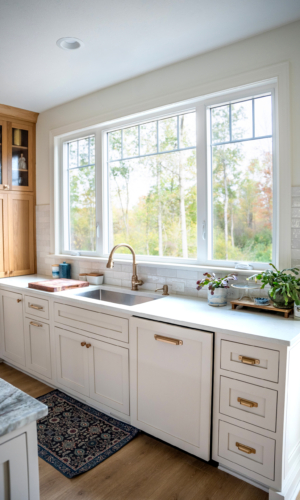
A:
[0, 290, 25, 366]
[130, 318, 213, 461]
[54, 327, 90, 397]
[24, 318, 52, 379]
[88, 338, 129, 415]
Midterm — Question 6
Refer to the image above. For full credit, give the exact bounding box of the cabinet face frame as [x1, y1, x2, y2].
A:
[0, 193, 9, 277]
[0, 119, 8, 189]
[7, 120, 34, 192]
[8, 192, 34, 276]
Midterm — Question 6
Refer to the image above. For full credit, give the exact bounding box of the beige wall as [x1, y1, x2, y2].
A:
[36, 20, 300, 205]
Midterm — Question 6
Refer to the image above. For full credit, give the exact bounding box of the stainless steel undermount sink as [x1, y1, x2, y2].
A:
[75, 288, 161, 306]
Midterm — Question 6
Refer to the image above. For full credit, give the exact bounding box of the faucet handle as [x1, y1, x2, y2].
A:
[155, 285, 169, 296]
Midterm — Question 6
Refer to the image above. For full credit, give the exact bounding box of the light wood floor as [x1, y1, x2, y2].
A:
[0, 363, 269, 500]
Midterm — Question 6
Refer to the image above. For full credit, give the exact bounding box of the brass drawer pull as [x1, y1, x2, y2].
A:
[238, 355, 260, 365]
[81, 342, 86, 347]
[30, 321, 43, 327]
[17, 299, 22, 303]
[86, 343, 91, 348]
[29, 304, 43, 310]
[154, 334, 183, 346]
[236, 442, 256, 455]
[237, 397, 258, 408]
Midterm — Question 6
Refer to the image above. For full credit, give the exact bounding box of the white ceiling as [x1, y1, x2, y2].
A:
[1, 0, 300, 113]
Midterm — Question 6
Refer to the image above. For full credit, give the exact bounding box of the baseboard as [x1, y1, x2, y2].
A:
[269, 468, 300, 500]
[218, 465, 269, 493]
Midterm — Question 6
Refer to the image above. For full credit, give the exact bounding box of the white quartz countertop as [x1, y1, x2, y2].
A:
[0, 378, 48, 437]
[1, 275, 300, 346]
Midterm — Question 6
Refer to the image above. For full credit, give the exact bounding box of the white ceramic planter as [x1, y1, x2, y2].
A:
[207, 288, 228, 307]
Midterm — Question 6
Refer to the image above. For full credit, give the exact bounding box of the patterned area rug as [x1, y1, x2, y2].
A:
[37, 390, 139, 478]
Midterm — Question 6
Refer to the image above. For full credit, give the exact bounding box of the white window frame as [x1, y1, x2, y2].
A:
[51, 63, 290, 271]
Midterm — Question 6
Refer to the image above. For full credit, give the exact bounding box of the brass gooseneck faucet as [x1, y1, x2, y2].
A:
[106, 243, 144, 291]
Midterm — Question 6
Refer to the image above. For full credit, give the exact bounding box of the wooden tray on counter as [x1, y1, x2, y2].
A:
[28, 279, 89, 292]
[231, 299, 293, 318]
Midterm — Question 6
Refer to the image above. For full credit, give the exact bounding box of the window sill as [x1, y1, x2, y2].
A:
[48, 254, 260, 276]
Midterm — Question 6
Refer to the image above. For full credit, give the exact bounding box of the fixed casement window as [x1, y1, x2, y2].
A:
[107, 112, 197, 258]
[62, 134, 96, 253]
[58, 80, 280, 268]
[208, 94, 274, 265]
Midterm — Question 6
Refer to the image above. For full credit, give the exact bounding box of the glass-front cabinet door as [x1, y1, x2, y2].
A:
[0, 120, 8, 190]
[8, 121, 33, 192]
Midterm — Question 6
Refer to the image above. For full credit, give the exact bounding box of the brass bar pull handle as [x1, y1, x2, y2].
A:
[30, 321, 42, 327]
[237, 397, 258, 408]
[29, 304, 43, 310]
[238, 355, 260, 365]
[236, 442, 256, 455]
[17, 299, 22, 303]
[154, 334, 183, 346]
[81, 342, 86, 347]
[86, 343, 91, 348]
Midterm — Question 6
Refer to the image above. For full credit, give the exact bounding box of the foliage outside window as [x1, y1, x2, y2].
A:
[210, 95, 273, 263]
[107, 113, 197, 258]
[61, 88, 276, 267]
[66, 135, 96, 252]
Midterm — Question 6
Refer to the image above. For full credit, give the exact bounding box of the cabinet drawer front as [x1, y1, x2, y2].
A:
[219, 420, 275, 480]
[54, 303, 128, 343]
[24, 317, 52, 379]
[221, 340, 279, 382]
[25, 295, 49, 320]
[220, 377, 277, 431]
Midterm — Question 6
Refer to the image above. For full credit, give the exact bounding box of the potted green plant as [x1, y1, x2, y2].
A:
[248, 263, 300, 309]
[196, 272, 237, 307]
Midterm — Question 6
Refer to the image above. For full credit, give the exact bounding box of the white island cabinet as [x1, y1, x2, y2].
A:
[0, 379, 47, 500]
[130, 317, 213, 461]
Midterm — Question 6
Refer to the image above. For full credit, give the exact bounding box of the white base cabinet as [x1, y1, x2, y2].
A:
[55, 326, 130, 415]
[0, 289, 25, 366]
[130, 317, 213, 461]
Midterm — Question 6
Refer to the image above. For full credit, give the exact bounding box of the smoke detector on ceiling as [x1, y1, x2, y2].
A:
[56, 37, 84, 50]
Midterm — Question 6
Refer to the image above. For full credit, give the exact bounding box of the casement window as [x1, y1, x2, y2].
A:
[58, 79, 280, 269]
[208, 94, 273, 265]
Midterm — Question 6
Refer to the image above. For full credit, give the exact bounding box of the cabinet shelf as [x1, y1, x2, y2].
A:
[12, 169, 28, 172]
[12, 145, 28, 150]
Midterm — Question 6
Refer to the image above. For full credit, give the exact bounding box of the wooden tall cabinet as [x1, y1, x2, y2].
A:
[0, 104, 38, 277]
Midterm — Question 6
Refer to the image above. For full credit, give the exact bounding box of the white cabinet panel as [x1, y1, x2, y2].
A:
[55, 327, 89, 397]
[24, 318, 52, 379]
[0, 290, 25, 366]
[0, 432, 29, 500]
[220, 376, 278, 432]
[130, 318, 213, 461]
[218, 420, 276, 480]
[89, 339, 129, 415]
[221, 340, 279, 382]
[25, 295, 49, 320]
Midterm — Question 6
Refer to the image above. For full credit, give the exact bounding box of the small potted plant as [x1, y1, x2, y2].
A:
[197, 272, 237, 307]
[248, 263, 300, 309]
